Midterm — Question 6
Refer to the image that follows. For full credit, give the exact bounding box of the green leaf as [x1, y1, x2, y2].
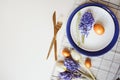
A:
[82, 35, 85, 44]
[76, 11, 81, 46]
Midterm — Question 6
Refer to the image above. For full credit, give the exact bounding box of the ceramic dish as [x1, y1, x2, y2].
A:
[66, 3, 119, 56]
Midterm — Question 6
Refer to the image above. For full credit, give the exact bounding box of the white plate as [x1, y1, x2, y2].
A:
[66, 3, 119, 56]
[71, 6, 114, 51]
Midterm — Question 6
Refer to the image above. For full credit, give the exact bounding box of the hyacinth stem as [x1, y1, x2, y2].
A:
[76, 11, 81, 46]
[83, 64, 96, 80]
[82, 35, 85, 44]
[82, 63, 96, 80]
[78, 59, 96, 80]
[77, 69, 93, 80]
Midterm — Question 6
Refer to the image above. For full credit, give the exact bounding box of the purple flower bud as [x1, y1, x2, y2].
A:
[64, 58, 80, 72]
[79, 11, 94, 37]
[59, 71, 72, 80]
[59, 71, 81, 80]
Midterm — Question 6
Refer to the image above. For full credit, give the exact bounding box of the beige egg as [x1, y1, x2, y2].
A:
[85, 57, 92, 68]
[62, 48, 71, 57]
[94, 23, 105, 35]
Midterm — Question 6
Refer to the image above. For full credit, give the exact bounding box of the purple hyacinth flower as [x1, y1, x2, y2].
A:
[59, 71, 72, 80]
[79, 11, 94, 37]
[64, 58, 80, 72]
[59, 71, 81, 80]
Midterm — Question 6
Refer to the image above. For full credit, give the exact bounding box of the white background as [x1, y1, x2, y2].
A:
[0, 0, 75, 80]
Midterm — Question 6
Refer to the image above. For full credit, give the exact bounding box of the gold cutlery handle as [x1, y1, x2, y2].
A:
[46, 36, 56, 60]
[54, 39, 57, 61]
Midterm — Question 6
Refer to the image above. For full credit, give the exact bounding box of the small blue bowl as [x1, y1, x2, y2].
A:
[66, 3, 119, 56]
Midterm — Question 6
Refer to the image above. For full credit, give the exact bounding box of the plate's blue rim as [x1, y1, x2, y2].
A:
[66, 3, 119, 56]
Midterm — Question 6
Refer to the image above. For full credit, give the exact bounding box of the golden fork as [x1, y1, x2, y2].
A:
[46, 11, 63, 61]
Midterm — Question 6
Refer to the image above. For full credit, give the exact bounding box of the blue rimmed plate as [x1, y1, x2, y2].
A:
[66, 3, 119, 56]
